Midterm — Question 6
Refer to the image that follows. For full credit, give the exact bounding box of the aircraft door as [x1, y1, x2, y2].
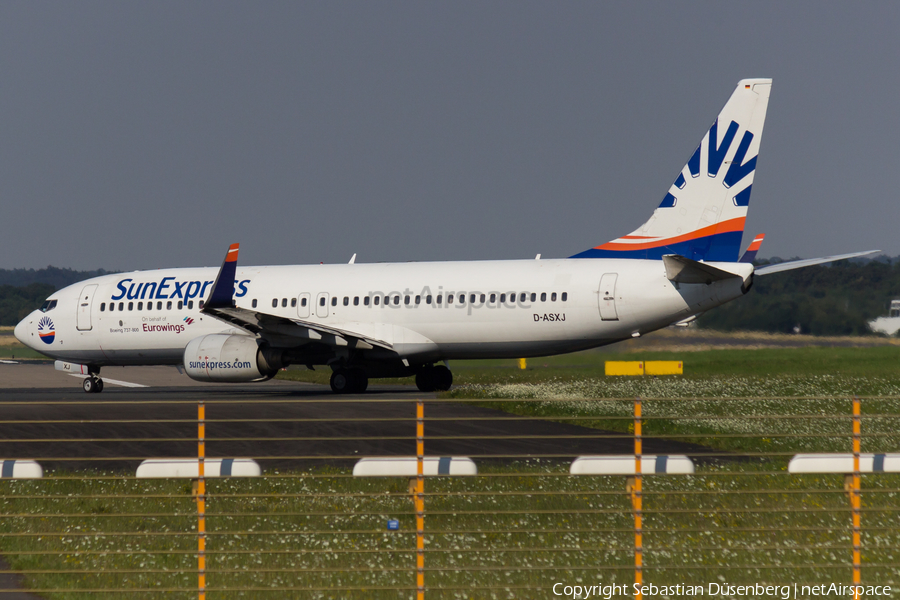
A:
[76, 284, 98, 331]
[316, 293, 329, 318]
[598, 274, 619, 321]
[297, 293, 311, 318]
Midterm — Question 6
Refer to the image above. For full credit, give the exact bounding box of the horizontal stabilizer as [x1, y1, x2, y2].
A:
[754, 250, 880, 275]
[662, 254, 742, 284]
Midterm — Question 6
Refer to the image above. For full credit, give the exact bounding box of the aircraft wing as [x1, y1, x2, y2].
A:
[200, 244, 393, 351]
[753, 250, 880, 276]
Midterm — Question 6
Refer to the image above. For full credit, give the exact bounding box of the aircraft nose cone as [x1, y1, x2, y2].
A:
[14, 316, 30, 346]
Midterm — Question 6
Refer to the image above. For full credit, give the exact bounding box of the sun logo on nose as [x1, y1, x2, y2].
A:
[37, 316, 55, 344]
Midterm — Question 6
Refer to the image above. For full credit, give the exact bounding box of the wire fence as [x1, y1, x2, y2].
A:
[0, 394, 898, 598]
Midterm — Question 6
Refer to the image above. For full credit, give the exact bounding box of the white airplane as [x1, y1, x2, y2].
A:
[14, 79, 876, 394]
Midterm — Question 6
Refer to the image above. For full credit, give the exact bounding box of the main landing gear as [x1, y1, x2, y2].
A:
[415, 365, 453, 392]
[330, 368, 369, 394]
[82, 376, 104, 393]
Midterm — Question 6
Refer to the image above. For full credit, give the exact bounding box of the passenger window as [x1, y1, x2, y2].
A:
[188, 301, 193, 309]
[480, 294, 485, 303]
[100, 303, 106, 312]
[394, 296, 400, 305]
[272, 299, 278, 308]
[520, 293, 526, 302]
[374, 296, 380, 306]
[291, 298, 297, 308]
[530, 293, 536, 302]
[499, 294, 505, 303]
[415, 295, 421, 305]
[540, 293, 546, 302]
[128, 302, 134, 311]
[252, 299, 258, 308]
[178, 301, 183, 310]
[436, 295, 442, 304]
[301, 298, 307, 307]
[199, 301, 204, 309]
[282, 298, 288, 308]
[561, 292, 568, 302]
[119, 302, 124, 311]
[343, 297, 349, 306]
[331, 297, 337, 306]
[364, 296, 370, 306]
[166, 301, 172, 310]
[319, 297, 326, 307]
[490, 293, 496, 303]
[470, 294, 476, 303]
[447, 294, 453, 304]
[426, 295, 432, 304]
[551, 292, 557, 302]
[138, 302, 143, 310]
[353, 297, 359, 306]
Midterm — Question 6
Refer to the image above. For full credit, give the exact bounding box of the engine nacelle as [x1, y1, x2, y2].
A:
[183, 334, 283, 383]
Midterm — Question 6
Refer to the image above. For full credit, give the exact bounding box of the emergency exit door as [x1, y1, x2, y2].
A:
[76, 284, 98, 331]
[598, 274, 618, 321]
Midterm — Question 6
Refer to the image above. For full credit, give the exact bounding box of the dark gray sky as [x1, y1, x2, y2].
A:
[2, 2, 898, 271]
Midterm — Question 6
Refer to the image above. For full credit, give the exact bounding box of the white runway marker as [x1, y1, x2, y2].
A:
[68, 374, 148, 388]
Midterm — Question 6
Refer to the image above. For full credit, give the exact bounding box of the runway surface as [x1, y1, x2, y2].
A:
[1, 363, 712, 473]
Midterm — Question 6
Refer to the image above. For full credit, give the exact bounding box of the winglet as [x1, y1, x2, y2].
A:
[204, 243, 240, 310]
[739, 233, 765, 263]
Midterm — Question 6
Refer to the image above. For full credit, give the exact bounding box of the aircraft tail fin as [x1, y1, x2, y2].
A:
[572, 78, 772, 262]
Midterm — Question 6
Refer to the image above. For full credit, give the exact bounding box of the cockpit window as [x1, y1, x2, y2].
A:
[40, 300, 58, 312]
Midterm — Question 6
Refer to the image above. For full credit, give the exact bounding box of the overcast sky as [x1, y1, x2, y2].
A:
[2, 2, 898, 271]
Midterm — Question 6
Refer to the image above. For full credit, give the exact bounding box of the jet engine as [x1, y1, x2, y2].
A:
[183, 334, 284, 383]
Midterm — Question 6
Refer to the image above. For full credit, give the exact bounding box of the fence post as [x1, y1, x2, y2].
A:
[851, 396, 861, 594]
[198, 400, 206, 600]
[634, 397, 643, 599]
[416, 400, 425, 600]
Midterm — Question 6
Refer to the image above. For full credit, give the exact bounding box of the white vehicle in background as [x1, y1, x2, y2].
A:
[868, 300, 900, 336]
[15, 79, 876, 393]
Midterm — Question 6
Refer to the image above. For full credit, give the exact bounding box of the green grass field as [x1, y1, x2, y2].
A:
[276, 345, 900, 387]
[3, 343, 900, 597]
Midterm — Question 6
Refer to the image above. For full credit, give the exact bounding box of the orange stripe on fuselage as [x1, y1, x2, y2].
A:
[594, 217, 746, 251]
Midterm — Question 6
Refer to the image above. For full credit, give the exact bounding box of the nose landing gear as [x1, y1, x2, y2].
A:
[82, 376, 104, 393]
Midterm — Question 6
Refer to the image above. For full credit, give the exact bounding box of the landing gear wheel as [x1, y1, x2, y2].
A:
[415, 366, 454, 392]
[432, 365, 453, 391]
[330, 370, 352, 394]
[348, 368, 368, 393]
[331, 369, 368, 394]
[415, 369, 435, 392]
[83, 377, 103, 393]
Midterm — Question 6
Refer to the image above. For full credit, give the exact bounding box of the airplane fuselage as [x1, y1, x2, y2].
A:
[15, 258, 751, 369]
